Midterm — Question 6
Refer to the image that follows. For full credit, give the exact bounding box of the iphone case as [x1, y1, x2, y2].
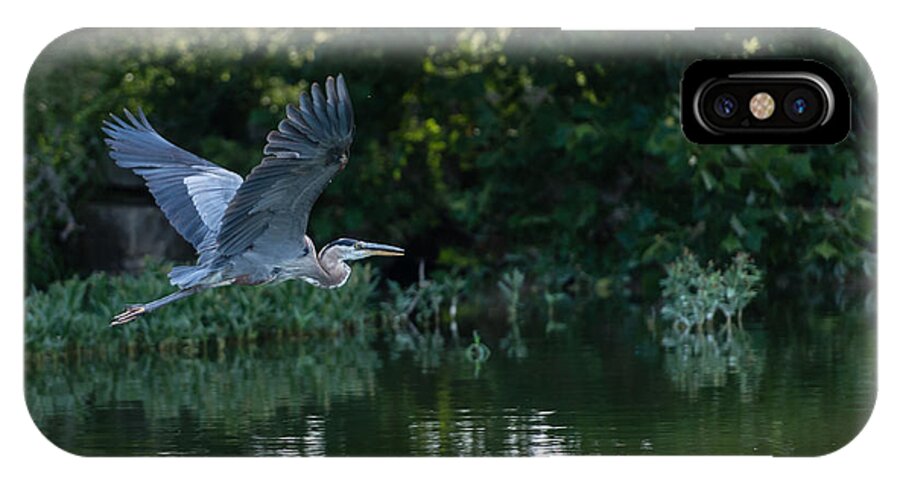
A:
[24, 28, 875, 456]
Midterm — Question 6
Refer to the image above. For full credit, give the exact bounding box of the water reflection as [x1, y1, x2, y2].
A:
[661, 331, 765, 400]
[249, 415, 327, 456]
[407, 408, 572, 456]
[500, 409, 569, 456]
[27, 339, 380, 455]
[26, 300, 875, 456]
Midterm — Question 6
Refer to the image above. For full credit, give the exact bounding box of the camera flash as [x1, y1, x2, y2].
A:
[749, 92, 775, 120]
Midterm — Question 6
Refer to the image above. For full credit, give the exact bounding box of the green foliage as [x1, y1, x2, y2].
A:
[498, 268, 527, 358]
[660, 250, 762, 339]
[720, 252, 763, 324]
[26, 29, 874, 293]
[498, 268, 525, 325]
[25, 260, 378, 359]
[658, 251, 765, 390]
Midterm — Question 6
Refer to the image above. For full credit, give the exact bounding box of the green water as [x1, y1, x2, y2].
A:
[25, 299, 875, 456]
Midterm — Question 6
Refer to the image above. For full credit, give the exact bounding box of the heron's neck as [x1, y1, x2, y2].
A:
[315, 243, 352, 289]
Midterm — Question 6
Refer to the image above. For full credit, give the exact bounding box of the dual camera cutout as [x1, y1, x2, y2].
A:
[682, 60, 850, 144]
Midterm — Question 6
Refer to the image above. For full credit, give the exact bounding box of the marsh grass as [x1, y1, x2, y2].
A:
[26, 260, 378, 361]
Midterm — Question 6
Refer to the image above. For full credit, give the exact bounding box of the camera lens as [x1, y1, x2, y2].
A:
[713, 94, 738, 118]
[784, 88, 819, 123]
[791, 98, 808, 115]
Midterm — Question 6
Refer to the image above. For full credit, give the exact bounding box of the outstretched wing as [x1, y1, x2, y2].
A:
[216, 74, 355, 258]
[103, 108, 244, 253]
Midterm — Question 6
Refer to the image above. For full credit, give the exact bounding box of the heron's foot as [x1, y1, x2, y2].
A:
[110, 305, 146, 327]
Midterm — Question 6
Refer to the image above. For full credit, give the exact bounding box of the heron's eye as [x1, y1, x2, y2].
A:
[354, 242, 362, 249]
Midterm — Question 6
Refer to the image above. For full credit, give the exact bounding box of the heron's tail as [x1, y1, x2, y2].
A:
[168, 265, 210, 289]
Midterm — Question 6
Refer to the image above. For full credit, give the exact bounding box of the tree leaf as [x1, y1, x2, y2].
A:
[813, 241, 839, 260]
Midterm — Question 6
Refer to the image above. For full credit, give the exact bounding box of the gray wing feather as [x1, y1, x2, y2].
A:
[216, 74, 355, 258]
[103, 108, 244, 253]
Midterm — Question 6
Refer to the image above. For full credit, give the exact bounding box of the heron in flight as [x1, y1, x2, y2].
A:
[103, 74, 403, 326]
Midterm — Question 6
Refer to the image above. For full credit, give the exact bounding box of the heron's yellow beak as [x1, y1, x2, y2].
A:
[361, 242, 405, 257]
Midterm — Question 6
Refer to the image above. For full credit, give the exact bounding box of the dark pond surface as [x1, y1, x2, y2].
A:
[26, 296, 875, 456]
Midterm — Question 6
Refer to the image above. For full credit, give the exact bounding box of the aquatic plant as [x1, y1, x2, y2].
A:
[498, 268, 525, 331]
[498, 269, 528, 358]
[659, 249, 703, 334]
[441, 274, 468, 344]
[381, 280, 424, 342]
[720, 252, 762, 334]
[380, 263, 479, 354]
[465, 330, 492, 378]
[659, 250, 762, 348]
[415, 280, 445, 345]
[465, 330, 491, 362]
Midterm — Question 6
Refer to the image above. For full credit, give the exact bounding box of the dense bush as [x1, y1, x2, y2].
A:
[25, 29, 875, 292]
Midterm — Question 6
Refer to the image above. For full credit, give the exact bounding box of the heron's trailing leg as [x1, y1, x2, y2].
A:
[111, 286, 205, 326]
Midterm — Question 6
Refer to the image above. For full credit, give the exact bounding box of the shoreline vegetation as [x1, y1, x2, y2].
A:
[26, 260, 556, 363]
[24, 250, 783, 366]
[27, 248, 872, 366]
[26, 261, 378, 362]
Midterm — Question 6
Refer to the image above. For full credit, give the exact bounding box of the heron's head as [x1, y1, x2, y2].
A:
[320, 238, 404, 262]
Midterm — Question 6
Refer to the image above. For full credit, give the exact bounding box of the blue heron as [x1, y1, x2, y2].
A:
[103, 74, 403, 326]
